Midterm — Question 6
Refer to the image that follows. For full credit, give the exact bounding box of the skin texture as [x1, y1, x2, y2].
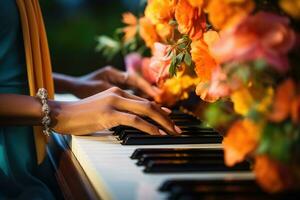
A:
[0, 67, 181, 136]
[54, 66, 161, 99]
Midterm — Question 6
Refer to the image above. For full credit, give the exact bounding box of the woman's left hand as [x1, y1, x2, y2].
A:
[75, 66, 161, 98]
[54, 66, 161, 99]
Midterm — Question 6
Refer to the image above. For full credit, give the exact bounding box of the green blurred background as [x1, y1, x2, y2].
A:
[41, 0, 142, 76]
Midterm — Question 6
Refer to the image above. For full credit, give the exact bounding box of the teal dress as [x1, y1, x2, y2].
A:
[0, 1, 57, 199]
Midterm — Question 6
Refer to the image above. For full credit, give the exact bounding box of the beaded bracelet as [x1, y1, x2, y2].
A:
[36, 88, 52, 136]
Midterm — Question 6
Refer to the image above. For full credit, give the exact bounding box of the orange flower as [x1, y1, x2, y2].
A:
[291, 96, 300, 124]
[145, 0, 176, 25]
[196, 66, 230, 102]
[192, 31, 223, 102]
[175, 0, 206, 40]
[223, 119, 260, 167]
[139, 17, 160, 49]
[122, 12, 138, 42]
[268, 79, 295, 122]
[279, 0, 300, 19]
[191, 39, 218, 82]
[206, 0, 255, 30]
[254, 155, 294, 193]
[187, 0, 206, 8]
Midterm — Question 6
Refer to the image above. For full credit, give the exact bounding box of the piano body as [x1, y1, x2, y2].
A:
[48, 94, 296, 200]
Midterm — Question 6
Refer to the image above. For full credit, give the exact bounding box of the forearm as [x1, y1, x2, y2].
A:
[53, 72, 113, 98]
[53, 72, 77, 94]
[0, 94, 43, 126]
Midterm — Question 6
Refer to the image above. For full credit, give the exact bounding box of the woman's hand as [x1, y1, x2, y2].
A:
[49, 87, 181, 136]
[53, 66, 161, 99]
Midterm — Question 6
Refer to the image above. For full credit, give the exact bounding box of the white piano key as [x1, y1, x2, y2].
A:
[68, 132, 254, 200]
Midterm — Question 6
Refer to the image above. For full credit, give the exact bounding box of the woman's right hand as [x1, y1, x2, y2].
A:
[49, 87, 182, 136]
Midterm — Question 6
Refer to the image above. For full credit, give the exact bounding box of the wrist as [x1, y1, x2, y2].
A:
[48, 100, 62, 129]
[53, 73, 79, 95]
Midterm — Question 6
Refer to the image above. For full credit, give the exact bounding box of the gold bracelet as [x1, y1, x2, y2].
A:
[36, 88, 52, 136]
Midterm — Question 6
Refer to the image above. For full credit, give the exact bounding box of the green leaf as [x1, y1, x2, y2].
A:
[253, 59, 267, 71]
[166, 49, 173, 57]
[95, 36, 121, 61]
[169, 55, 177, 76]
[178, 43, 186, 50]
[177, 52, 185, 63]
[184, 52, 192, 66]
[257, 123, 293, 163]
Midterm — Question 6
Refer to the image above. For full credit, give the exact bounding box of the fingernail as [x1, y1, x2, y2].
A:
[174, 125, 182, 134]
[161, 107, 172, 114]
[158, 129, 168, 135]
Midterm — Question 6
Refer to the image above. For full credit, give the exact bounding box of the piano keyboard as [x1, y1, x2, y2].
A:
[64, 109, 259, 200]
[55, 94, 295, 200]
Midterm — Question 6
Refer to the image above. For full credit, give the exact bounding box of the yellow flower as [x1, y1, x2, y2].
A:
[145, 0, 177, 25]
[255, 87, 274, 114]
[231, 87, 254, 116]
[279, 0, 300, 19]
[156, 70, 200, 106]
[155, 23, 173, 41]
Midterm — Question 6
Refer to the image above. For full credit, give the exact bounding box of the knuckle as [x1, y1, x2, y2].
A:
[129, 115, 140, 124]
[110, 86, 121, 94]
[104, 66, 113, 72]
[150, 126, 159, 135]
[106, 94, 118, 103]
[145, 101, 155, 110]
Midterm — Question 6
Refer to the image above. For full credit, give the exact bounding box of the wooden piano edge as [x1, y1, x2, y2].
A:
[47, 133, 100, 200]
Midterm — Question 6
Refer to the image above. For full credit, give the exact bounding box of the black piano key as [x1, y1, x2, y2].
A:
[117, 129, 219, 141]
[113, 124, 214, 136]
[122, 134, 223, 145]
[137, 153, 224, 166]
[144, 159, 250, 173]
[160, 179, 300, 200]
[131, 148, 223, 159]
[159, 179, 259, 192]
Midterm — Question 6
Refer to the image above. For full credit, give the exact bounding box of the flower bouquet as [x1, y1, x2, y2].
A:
[96, 0, 300, 193]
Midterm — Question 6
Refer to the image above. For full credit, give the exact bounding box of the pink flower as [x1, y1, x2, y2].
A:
[196, 66, 230, 102]
[148, 42, 171, 85]
[125, 53, 143, 74]
[141, 57, 156, 84]
[212, 12, 296, 72]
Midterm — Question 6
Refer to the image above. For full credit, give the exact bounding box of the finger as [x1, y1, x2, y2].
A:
[114, 97, 182, 135]
[127, 74, 160, 98]
[105, 67, 160, 99]
[115, 111, 168, 135]
[105, 67, 128, 85]
[161, 107, 172, 114]
[119, 89, 149, 102]
[107, 87, 148, 102]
